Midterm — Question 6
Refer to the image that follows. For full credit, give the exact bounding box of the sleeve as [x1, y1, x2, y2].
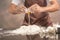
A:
[11, 0, 25, 5]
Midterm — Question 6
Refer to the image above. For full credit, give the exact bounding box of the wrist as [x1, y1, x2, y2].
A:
[39, 7, 46, 12]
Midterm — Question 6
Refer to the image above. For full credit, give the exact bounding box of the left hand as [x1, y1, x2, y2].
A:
[29, 4, 44, 13]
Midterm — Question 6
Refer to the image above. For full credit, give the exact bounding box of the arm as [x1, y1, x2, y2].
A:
[8, 0, 26, 14]
[8, 3, 17, 14]
[42, 0, 59, 12]
[29, 0, 59, 13]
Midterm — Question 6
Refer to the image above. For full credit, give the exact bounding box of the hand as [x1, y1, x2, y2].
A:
[29, 4, 44, 13]
[16, 5, 26, 14]
[13, 5, 27, 14]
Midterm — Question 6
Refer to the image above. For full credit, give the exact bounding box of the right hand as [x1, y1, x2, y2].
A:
[9, 4, 26, 14]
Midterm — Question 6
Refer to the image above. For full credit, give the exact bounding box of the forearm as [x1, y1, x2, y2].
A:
[9, 0, 27, 14]
[41, 0, 59, 12]
[9, 3, 27, 14]
[42, 4, 59, 12]
[28, 3, 59, 14]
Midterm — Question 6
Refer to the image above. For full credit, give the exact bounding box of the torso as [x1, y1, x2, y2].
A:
[23, 0, 52, 27]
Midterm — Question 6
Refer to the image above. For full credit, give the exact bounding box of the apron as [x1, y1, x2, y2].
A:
[22, 0, 52, 27]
